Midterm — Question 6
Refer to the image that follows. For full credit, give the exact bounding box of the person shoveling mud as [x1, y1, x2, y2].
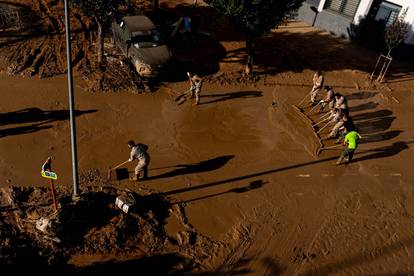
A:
[175, 72, 203, 105]
[127, 140, 151, 181]
[106, 141, 150, 181]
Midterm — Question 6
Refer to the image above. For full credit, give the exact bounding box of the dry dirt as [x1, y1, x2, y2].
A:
[1, 2, 414, 274]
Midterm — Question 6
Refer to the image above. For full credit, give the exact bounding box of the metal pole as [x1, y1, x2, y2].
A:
[64, 0, 79, 197]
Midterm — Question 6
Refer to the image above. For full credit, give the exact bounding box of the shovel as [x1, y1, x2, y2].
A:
[174, 89, 192, 102]
[107, 160, 130, 180]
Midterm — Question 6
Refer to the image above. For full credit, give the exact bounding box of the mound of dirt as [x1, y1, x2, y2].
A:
[0, 0, 93, 76]
[0, 0, 266, 92]
[0, 184, 231, 273]
[0, 0, 148, 93]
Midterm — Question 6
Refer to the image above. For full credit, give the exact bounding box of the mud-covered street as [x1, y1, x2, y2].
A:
[1, 0, 414, 274]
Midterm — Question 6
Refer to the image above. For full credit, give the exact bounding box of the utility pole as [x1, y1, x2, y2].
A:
[64, 0, 80, 198]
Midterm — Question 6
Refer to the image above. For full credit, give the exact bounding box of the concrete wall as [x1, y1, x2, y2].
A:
[315, 10, 354, 38]
[297, 2, 319, 26]
[297, 2, 353, 38]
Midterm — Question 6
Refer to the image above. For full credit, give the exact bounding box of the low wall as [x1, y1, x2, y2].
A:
[297, 2, 354, 39]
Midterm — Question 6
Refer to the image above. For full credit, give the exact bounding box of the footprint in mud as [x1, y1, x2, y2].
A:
[292, 247, 317, 263]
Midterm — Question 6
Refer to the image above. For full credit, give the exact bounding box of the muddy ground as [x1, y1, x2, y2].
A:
[1, 1, 414, 274]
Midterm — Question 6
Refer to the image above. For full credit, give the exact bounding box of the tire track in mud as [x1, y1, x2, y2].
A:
[214, 199, 284, 274]
[165, 200, 234, 271]
[293, 182, 414, 275]
[298, 214, 414, 275]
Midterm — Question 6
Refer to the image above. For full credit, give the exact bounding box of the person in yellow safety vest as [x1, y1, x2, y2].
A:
[336, 127, 362, 165]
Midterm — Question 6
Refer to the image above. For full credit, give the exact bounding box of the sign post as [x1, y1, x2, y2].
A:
[41, 157, 58, 211]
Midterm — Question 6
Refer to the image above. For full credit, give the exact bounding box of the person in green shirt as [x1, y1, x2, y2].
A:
[336, 127, 362, 165]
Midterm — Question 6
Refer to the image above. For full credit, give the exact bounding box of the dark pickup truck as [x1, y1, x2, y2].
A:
[111, 15, 172, 77]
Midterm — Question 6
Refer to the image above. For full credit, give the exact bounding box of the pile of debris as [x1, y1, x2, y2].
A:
[79, 56, 146, 94]
[0, 0, 145, 93]
[0, 185, 228, 273]
[205, 71, 262, 86]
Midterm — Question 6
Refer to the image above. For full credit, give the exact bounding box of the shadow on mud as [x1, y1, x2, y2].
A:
[163, 141, 413, 197]
[176, 179, 266, 204]
[199, 90, 262, 105]
[148, 155, 234, 180]
[353, 141, 413, 162]
[0, 108, 97, 126]
[0, 108, 97, 138]
[352, 109, 398, 145]
[346, 91, 378, 101]
[348, 102, 378, 113]
[75, 253, 199, 274]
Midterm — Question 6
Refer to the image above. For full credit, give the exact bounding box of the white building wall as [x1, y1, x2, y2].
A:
[317, 0, 326, 12]
[354, 0, 374, 23]
[354, 0, 414, 44]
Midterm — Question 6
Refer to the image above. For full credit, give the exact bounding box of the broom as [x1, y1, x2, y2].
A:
[316, 144, 343, 156]
[297, 90, 312, 108]
[308, 100, 323, 114]
[317, 120, 333, 134]
[312, 116, 331, 129]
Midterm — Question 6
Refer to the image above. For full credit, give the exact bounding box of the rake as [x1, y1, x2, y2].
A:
[313, 116, 331, 128]
[297, 90, 312, 107]
[317, 120, 333, 134]
[316, 144, 343, 155]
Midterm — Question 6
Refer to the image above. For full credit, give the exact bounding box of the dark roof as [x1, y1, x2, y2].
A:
[123, 16, 156, 32]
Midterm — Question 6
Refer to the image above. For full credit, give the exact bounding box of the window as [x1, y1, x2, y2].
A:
[324, 0, 361, 17]
[306, 0, 320, 6]
[375, 1, 401, 26]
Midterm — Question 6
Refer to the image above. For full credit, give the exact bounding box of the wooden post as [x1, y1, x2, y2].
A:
[370, 55, 382, 81]
[42, 157, 58, 210]
[49, 178, 58, 211]
[380, 56, 392, 83]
